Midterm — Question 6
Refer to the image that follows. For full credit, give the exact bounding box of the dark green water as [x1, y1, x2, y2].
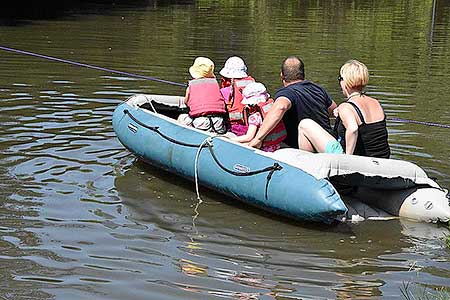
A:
[0, 1, 449, 299]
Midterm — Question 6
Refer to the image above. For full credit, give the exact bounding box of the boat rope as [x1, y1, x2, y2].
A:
[124, 108, 279, 167]
[124, 109, 202, 147]
[264, 166, 278, 201]
[124, 109, 283, 197]
[193, 136, 282, 201]
[191, 200, 201, 239]
[194, 136, 213, 202]
[147, 99, 158, 114]
[204, 139, 282, 200]
[205, 141, 283, 177]
[0, 45, 187, 87]
[389, 117, 450, 129]
[2, 46, 450, 129]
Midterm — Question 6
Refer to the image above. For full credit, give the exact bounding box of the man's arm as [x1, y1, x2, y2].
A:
[328, 100, 337, 116]
[248, 97, 291, 148]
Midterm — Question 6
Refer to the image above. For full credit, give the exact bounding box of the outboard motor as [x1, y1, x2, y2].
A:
[399, 188, 450, 223]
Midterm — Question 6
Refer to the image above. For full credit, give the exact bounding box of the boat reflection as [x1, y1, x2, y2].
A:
[114, 158, 450, 299]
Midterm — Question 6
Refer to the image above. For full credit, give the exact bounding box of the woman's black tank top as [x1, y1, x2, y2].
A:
[334, 101, 390, 158]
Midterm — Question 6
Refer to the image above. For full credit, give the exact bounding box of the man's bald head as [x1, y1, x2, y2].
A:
[281, 56, 305, 82]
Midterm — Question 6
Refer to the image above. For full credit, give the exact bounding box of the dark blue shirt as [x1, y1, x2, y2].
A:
[274, 80, 333, 148]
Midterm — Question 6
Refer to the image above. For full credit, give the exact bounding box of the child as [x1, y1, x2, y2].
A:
[219, 56, 255, 136]
[178, 57, 227, 134]
[231, 82, 287, 152]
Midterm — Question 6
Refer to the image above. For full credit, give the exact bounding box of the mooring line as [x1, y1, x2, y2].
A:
[2, 45, 450, 129]
[389, 117, 450, 129]
[0, 45, 187, 87]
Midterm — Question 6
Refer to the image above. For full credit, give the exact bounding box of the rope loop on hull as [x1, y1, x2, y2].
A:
[123, 108, 283, 176]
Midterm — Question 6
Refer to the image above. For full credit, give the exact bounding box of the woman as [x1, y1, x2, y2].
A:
[297, 60, 390, 158]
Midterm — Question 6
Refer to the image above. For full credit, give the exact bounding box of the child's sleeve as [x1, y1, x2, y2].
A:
[220, 86, 231, 102]
[248, 112, 263, 127]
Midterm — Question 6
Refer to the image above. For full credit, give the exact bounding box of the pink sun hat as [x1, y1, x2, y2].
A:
[241, 82, 270, 105]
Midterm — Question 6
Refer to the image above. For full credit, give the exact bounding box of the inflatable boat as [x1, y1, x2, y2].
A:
[112, 94, 450, 224]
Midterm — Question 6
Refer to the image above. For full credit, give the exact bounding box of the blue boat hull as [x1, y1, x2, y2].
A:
[112, 102, 347, 223]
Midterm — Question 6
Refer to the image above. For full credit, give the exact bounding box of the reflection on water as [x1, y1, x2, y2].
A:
[116, 163, 450, 299]
[0, 0, 449, 299]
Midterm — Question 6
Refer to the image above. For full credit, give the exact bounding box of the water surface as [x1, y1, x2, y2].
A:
[0, 1, 449, 299]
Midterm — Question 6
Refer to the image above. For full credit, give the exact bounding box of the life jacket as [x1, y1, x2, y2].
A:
[220, 77, 232, 88]
[226, 76, 255, 124]
[244, 98, 287, 147]
[187, 78, 226, 118]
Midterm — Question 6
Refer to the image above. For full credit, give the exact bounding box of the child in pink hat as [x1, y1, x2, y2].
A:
[231, 82, 286, 152]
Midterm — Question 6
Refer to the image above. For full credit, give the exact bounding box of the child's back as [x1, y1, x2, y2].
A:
[178, 57, 227, 134]
[219, 56, 255, 135]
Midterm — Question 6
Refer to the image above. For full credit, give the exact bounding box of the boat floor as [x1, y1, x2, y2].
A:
[341, 194, 397, 221]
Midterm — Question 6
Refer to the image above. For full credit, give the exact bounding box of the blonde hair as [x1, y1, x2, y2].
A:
[340, 60, 369, 91]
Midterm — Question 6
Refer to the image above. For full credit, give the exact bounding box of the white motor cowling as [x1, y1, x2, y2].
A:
[399, 188, 450, 223]
[349, 186, 450, 223]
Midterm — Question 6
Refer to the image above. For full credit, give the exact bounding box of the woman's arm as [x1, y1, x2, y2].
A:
[339, 104, 359, 155]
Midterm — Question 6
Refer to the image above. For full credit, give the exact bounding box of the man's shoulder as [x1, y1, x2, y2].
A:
[275, 82, 302, 96]
[275, 84, 288, 94]
[274, 87, 292, 103]
[276, 80, 316, 91]
[299, 79, 326, 89]
[274, 81, 308, 99]
[299, 80, 330, 97]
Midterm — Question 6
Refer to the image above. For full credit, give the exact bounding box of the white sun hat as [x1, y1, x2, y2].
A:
[219, 56, 248, 79]
[241, 82, 270, 105]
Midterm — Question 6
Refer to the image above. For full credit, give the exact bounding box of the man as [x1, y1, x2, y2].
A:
[248, 56, 336, 149]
